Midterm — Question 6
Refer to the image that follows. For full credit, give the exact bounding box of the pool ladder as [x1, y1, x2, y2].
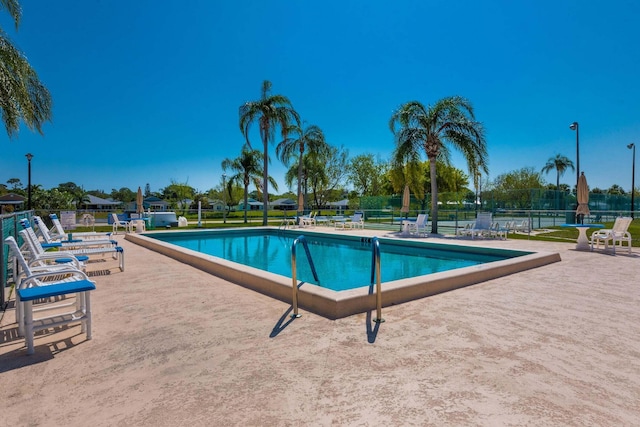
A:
[290, 236, 319, 318]
[290, 235, 384, 322]
[370, 237, 384, 323]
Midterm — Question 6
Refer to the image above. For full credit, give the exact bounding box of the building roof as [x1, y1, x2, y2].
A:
[86, 194, 121, 206]
[0, 193, 25, 205]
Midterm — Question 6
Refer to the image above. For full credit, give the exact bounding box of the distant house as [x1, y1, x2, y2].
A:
[83, 194, 121, 210]
[271, 198, 297, 211]
[208, 199, 225, 212]
[237, 197, 264, 211]
[143, 196, 170, 211]
[124, 196, 170, 212]
[327, 199, 350, 211]
[0, 193, 25, 213]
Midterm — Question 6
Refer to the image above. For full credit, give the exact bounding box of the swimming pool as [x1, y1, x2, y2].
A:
[145, 229, 523, 291]
[126, 228, 561, 319]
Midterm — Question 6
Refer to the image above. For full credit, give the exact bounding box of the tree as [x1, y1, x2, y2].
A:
[390, 96, 488, 234]
[276, 122, 328, 214]
[56, 182, 89, 209]
[7, 177, 22, 190]
[306, 145, 350, 208]
[541, 154, 574, 209]
[0, 0, 52, 138]
[348, 154, 390, 197]
[111, 187, 136, 203]
[239, 80, 299, 225]
[161, 181, 195, 214]
[222, 145, 277, 223]
[607, 184, 625, 195]
[491, 167, 546, 209]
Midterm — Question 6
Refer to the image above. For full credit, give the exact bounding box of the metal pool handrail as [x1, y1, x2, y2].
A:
[290, 235, 319, 318]
[370, 237, 384, 323]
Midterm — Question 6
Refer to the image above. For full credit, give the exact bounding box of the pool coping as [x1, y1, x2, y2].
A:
[125, 227, 562, 319]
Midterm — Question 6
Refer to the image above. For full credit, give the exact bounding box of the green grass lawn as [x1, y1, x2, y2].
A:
[508, 219, 640, 247]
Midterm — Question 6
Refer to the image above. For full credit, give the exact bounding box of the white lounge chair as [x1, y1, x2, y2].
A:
[469, 212, 493, 239]
[21, 222, 125, 271]
[49, 214, 112, 240]
[457, 222, 474, 237]
[514, 219, 530, 233]
[31, 217, 116, 248]
[345, 212, 365, 229]
[111, 213, 130, 234]
[8, 230, 86, 285]
[590, 217, 633, 254]
[299, 212, 317, 228]
[5, 236, 96, 355]
[490, 222, 509, 240]
[406, 213, 429, 237]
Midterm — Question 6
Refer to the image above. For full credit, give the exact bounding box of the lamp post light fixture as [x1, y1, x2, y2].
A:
[569, 122, 579, 191]
[222, 173, 227, 224]
[628, 143, 636, 218]
[25, 153, 33, 210]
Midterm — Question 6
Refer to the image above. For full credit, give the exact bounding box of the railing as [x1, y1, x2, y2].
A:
[290, 235, 318, 319]
[369, 237, 384, 323]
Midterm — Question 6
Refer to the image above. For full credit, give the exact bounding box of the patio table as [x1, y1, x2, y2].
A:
[561, 223, 604, 250]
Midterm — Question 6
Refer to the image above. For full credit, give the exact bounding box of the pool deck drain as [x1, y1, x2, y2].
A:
[1, 227, 639, 426]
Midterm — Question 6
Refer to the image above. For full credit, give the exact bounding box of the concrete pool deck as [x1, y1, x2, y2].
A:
[1, 228, 639, 426]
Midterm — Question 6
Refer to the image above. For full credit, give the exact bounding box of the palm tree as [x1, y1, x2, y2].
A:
[276, 122, 328, 214]
[541, 154, 574, 209]
[222, 145, 278, 223]
[389, 97, 488, 234]
[239, 80, 299, 225]
[0, 0, 52, 138]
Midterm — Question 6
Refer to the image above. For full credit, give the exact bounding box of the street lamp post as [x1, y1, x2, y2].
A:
[25, 153, 33, 210]
[222, 173, 227, 224]
[569, 122, 579, 223]
[628, 143, 636, 218]
[569, 122, 579, 189]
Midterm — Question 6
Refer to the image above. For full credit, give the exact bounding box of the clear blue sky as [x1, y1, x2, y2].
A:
[2, 0, 639, 195]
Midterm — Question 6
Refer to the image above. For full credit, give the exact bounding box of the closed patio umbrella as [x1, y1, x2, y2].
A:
[576, 172, 590, 223]
[400, 185, 410, 215]
[136, 186, 144, 214]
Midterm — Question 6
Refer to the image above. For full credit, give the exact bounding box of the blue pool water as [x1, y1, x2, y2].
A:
[149, 229, 527, 292]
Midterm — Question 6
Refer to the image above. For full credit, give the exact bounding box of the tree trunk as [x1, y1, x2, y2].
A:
[297, 145, 304, 215]
[262, 144, 269, 226]
[430, 157, 438, 234]
[243, 179, 249, 224]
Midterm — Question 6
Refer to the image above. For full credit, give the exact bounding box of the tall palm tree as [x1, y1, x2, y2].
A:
[276, 122, 328, 214]
[239, 80, 299, 225]
[0, 0, 52, 138]
[541, 154, 574, 210]
[222, 145, 278, 223]
[389, 96, 488, 234]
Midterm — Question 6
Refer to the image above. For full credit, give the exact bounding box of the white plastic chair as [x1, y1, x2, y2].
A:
[49, 214, 111, 240]
[345, 212, 365, 229]
[5, 236, 96, 354]
[299, 212, 317, 228]
[515, 219, 530, 233]
[111, 213, 130, 234]
[590, 217, 633, 254]
[31, 217, 115, 248]
[406, 213, 429, 237]
[470, 213, 493, 239]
